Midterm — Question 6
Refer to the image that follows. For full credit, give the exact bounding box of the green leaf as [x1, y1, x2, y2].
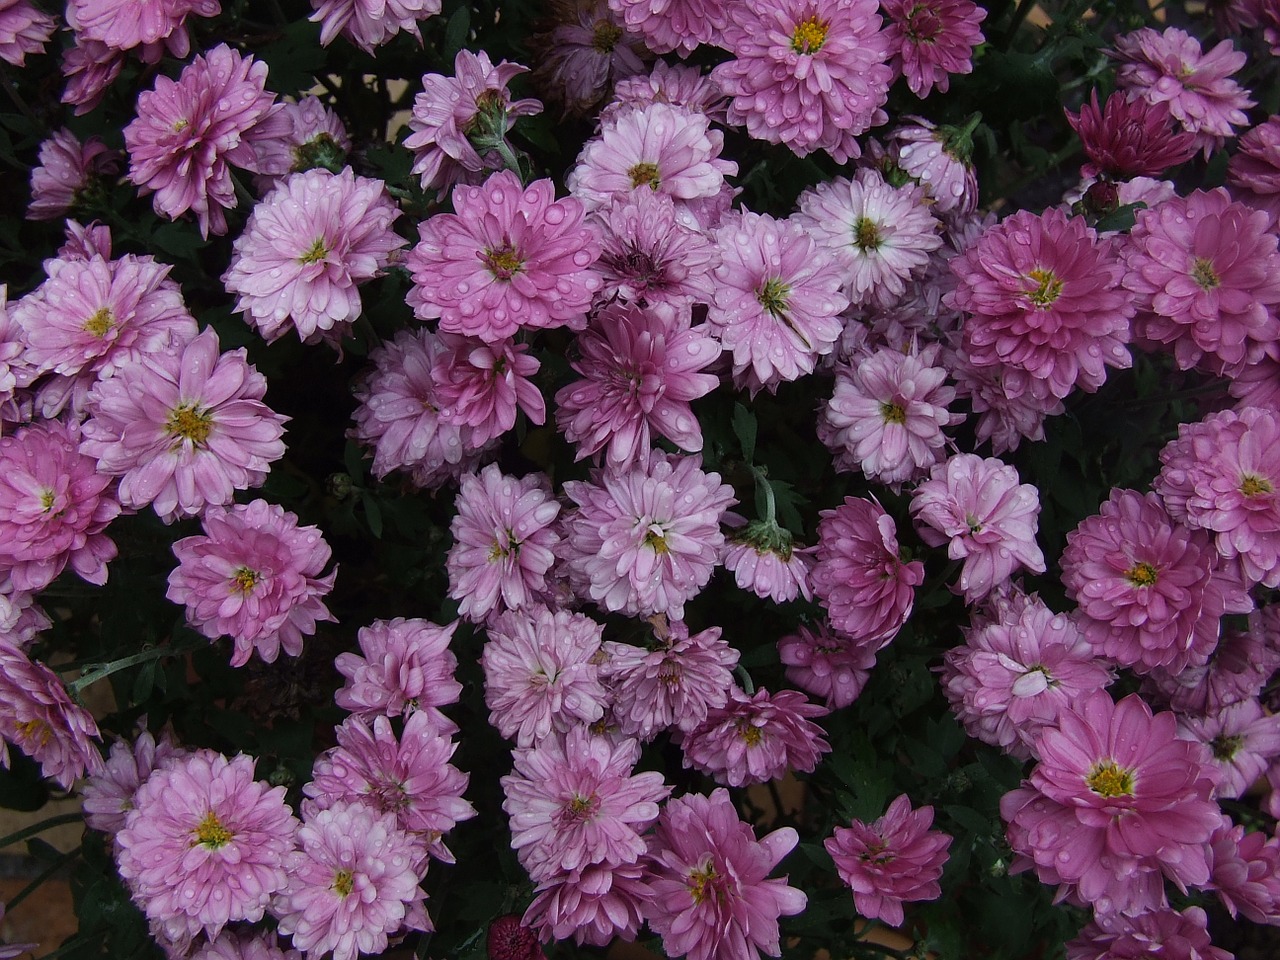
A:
[1094, 201, 1145, 234]
[732, 403, 757, 463]
[362, 492, 384, 538]
[443, 5, 471, 60]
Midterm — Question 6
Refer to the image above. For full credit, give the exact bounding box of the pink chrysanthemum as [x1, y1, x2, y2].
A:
[826, 794, 952, 926]
[81, 327, 289, 522]
[1228, 116, 1280, 221]
[305, 712, 474, 862]
[554, 301, 720, 466]
[1178, 699, 1280, 799]
[407, 171, 601, 343]
[941, 589, 1114, 759]
[334, 618, 462, 721]
[432, 333, 545, 445]
[713, 0, 892, 162]
[523, 860, 651, 946]
[602, 621, 739, 740]
[67, 0, 219, 56]
[1066, 906, 1230, 960]
[591, 188, 719, 308]
[309, 0, 439, 53]
[115, 750, 298, 945]
[0, 588, 49, 650]
[166, 499, 336, 668]
[947, 207, 1134, 402]
[797, 169, 941, 308]
[1065, 90, 1197, 180]
[482, 607, 608, 747]
[125, 44, 286, 237]
[881, 0, 985, 97]
[1123, 188, 1280, 377]
[945, 334, 1065, 456]
[819, 342, 958, 486]
[532, 0, 648, 116]
[1001, 691, 1220, 917]
[448, 464, 560, 623]
[810, 497, 924, 647]
[1154, 406, 1280, 588]
[707, 210, 846, 395]
[1061, 489, 1252, 675]
[28, 128, 119, 221]
[1144, 606, 1280, 716]
[912, 453, 1046, 603]
[503, 728, 670, 880]
[602, 60, 729, 126]
[680, 687, 830, 787]
[722, 520, 813, 603]
[60, 37, 124, 116]
[1207, 816, 1280, 924]
[0, 420, 120, 593]
[274, 801, 430, 960]
[405, 50, 543, 194]
[562, 450, 735, 619]
[192, 931, 301, 960]
[1110, 26, 1254, 155]
[250, 95, 351, 189]
[0, 639, 104, 789]
[567, 102, 737, 213]
[224, 168, 405, 345]
[644, 788, 806, 960]
[0, 0, 54, 65]
[607, 0, 724, 55]
[82, 722, 184, 836]
[778, 622, 877, 710]
[16, 254, 196, 379]
[880, 117, 979, 215]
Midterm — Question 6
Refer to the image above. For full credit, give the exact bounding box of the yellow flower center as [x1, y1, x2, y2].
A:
[173, 118, 190, 133]
[83, 307, 114, 338]
[165, 404, 213, 446]
[628, 162, 661, 190]
[592, 19, 623, 52]
[1191, 257, 1219, 290]
[39, 489, 58, 513]
[1125, 562, 1158, 587]
[193, 811, 233, 849]
[483, 244, 525, 281]
[332, 869, 354, 897]
[738, 722, 763, 747]
[231, 567, 260, 594]
[298, 237, 328, 265]
[854, 217, 882, 251]
[687, 860, 719, 904]
[658, 659, 682, 687]
[791, 15, 829, 53]
[564, 794, 601, 822]
[644, 528, 669, 554]
[756, 278, 791, 317]
[1026, 268, 1064, 307]
[880, 401, 907, 425]
[1241, 474, 1274, 497]
[15, 718, 51, 748]
[1086, 760, 1134, 798]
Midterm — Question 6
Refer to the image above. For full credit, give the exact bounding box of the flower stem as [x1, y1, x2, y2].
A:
[752, 465, 778, 525]
[67, 636, 207, 695]
[0, 813, 84, 852]
[3, 847, 81, 913]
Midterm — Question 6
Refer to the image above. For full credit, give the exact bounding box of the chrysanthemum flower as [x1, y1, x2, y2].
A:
[16, 254, 196, 379]
[82, 722, 184, 836]
[405, 50, 543, 194]
[60, 36, 124, 116]
[1228, 116, 1280, 220]
[681, 687, 830, 787]
[305, 712, 474, 862]
[488, 915, 544, 960]
[249, 94, 351, 189]
[532, 0, 648, 115]
[1066, 906, 1230, 960]
[0, 588, 49, 651]
[1144, 606, 1280, 716]
[1207, 815, 1280, 924]
[224, 168, 405, 346]
[778, 622, 877, 710]
[912, 453, 1046, 603]
[448, 465, 560, 623]
[826, 794, 951, 926]
[811, 497, 924, 647]
[820, 342, 958, 486]
[482, 607, 608, 747]
[0, 421, 120, 593]
[192, 931, 301, 960]
[707, 210, 846, 395]
[503, 729, 670, 880]
[81, 328, 288, 522]
[1178, 699, 1280, 799]
[602, 61, 728, 126]
[334, 618, 462, 722]
[67, 0, 220, 56]
[554, 301, 720, 466]
[309, 0, 440, 53]
[723, 520, 813, 603]
[881, 0, 985, 97]
[562, 450, 735, 619]
[0, 0, 54, 66]
[607, 0, 724, 55]
[1062, 489, 1252, 675]
[1123, 188, 1280, 376]
[0, 639, 104, 789]
[602, 622, 739, 740]
[28, 128, 119, 221]
[567, 102, 737, 213]
[125, 44, 286, 237]
[713, 0, 892, 162]
[1001, 691, 1220, 916]
[946, 207, 1134, 402]
[644, 789, 806, 960]
[116, 750, 298, 945]
[1065, 90, 1197, 180]
[432, 334, 545, 446]
[166, 499, 336, 667]
[941, 590, 1113, 759]
[881, 117, 979, 215]
[523, 861, 651, 946]
[274, 801, 431, 960]
[407, 171, 601, 342]
[1110, 26, 1254, 155]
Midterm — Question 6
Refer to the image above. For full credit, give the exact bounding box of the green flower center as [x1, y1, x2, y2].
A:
[231, 567, 260, 594]
[1191, 257, 1220, 290]
[592, 19, 623, 52]
[1241, 474, 1273, 497]
[880, 401, 907, 425]
[332, 869, 354, 897]
[687, 861, 719, 904]
[854, 217, 882, 252]
[1026, 268, 1064, 307]
[1125, 562, 1158, 587]
[298, 237, 328, 265]
[756, 277, 791, 317]
[628, 161, 661, 190]
[166, 404, 213, 446]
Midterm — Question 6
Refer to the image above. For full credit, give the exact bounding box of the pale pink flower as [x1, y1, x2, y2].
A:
[1066, 906, 1230, 960]
[523, 861, 651, 946]
[482, 607, 608, 747]
[561, 450, 735, 619]
[554, 301, 720, 466]
[712, 0, 892, 162]
[0, 588, 49, 650]
[166, 499, 336, 667]
[826, 794, 952, 926]
[82, 721, 184, 836]
[407, 171, 601, 342]
[1228, 116, 1280, 221]
[115, 750, 298, 945]
[334, 618, 462, 721]
[60, 37, 124, 116]
[680, 687, 830, 787]
[28, 128, 120, 221]
[192, 931, 301, 960]
[0, 0, 54, 66]
[945, 334, 1065, 455]
[607, 0, 724, 55]
[912, 453, 1045, 602]
[224, 168, 405, 345]
[1207, 815, 1280, 924]
[1178, 699, 1280, 799]
[881, 116, 979, 215]
[125, 44, 286, 237]
[81, 327, 288, 522]
[67, 0, 219, 56]
[602, 61, 728, 125]
[1144, 605, 1280, 716]
[447, 465, 561, 622]
[778, 622, 877, 710]
[432, 333, 545, 445]
[532, 0, 648, 115]
[249, 95, 351, 190]
[882, 0, 984, 97]
[274, 801, 431, 960]
[309, 0, 440, 53]
[645, 789, 806, 960]
[722, 523, 813, 603]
